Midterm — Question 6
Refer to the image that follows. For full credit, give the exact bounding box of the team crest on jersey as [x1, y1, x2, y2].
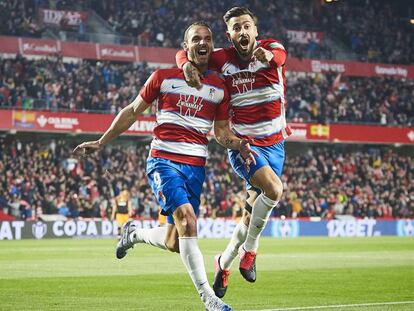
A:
[177, 94, 204, 117]
[231, 71, 256, 94]
[209, 88, 216, 99]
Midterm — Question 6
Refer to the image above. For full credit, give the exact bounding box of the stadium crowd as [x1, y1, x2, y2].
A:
[1, 139, 412, 221]
[0, 56, 156, 115]
[1, 57, 413, 126]
[320, 0, 413, 64]
[1, 0, 412, 64]
[0, 0, 43, 38]
[288, 72, 414, 126]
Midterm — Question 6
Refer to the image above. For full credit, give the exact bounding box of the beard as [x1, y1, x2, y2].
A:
[188, 48, 209, 66]
[232, 37, 254, 59]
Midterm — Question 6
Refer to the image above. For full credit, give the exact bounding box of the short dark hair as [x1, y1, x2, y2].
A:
[223, 7, 257, 25]
[183, 21, 212, 43]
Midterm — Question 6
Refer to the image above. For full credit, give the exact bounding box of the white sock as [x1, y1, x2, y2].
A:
[220, 220, 248, 270]
[179, 237, 214, 296]
[130, 226, 167, 250]
[244, 194, 278, 252]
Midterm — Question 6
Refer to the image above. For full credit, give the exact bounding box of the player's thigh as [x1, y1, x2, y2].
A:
[265, 140, 285, 177]
[250, 165, 283, 201]
[228, 147, 268, 192]
[147, 161, 190, 221]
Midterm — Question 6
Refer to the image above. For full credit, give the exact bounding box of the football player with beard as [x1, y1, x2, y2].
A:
[177, 7, 291, 298]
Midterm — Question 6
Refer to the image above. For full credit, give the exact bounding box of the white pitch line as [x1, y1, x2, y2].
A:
[243, 300, 414, 311]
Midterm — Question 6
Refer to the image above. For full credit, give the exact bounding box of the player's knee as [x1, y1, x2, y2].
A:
[165, 238, 180, 253]
[263, 179, 283, 201]
[176, 213, 197, 236]
[242, 212, 251, 227]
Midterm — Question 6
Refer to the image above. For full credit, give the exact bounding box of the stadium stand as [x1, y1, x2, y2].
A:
[1, 57, 413, 125]
[0, 1, 412, 224]
[1, 0, 412, 64]
[0, 0, 43, 38]
[0, 139, 412, 221]
[319, 0, 414, 64]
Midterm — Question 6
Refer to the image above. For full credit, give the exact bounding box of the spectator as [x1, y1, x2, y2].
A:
[0, 138, 412, 220]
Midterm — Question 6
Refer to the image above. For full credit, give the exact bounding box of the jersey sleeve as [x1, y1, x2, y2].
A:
[176, 50, 188, 69]
[214, 86, 230, 121]
[175, 49, 228, 72]
[139, 70, 162, 103]
[208, 49, 228, 72]
[265, 40, 287, 67]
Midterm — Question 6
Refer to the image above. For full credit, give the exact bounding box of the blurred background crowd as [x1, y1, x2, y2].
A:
[1, 0, 413, 64]
[1, 57, 413, 126]
[1, 139, 412, 221]
[0, 0, 413, 223]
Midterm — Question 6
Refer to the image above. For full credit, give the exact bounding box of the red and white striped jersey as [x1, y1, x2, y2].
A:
[140, 68, 229, 166]
[177, 38, 291, 146]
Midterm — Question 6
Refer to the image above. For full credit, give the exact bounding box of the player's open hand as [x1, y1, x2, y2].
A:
[73, 140, 102, 156]
[239, 139, 258, 169]
[253, 47, 274, 64]
[183, 62, 203, 89]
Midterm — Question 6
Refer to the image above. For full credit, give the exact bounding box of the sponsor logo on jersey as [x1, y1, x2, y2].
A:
[208, 88, 216, 99]
[176, 94, 204, 117]
[231, 71, 255, 94]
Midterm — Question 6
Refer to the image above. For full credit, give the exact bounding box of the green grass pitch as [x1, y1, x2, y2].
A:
[0, 237, 413, 310]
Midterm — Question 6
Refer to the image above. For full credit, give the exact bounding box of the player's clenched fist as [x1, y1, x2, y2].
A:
[253, 47, 274, 63]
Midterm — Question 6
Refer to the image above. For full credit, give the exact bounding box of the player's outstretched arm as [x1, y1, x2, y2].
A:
[214, 119, 258, 167]
[253, 43, 287, 67]
[253, 47, 274, 64]
[73, 95, 151, 155]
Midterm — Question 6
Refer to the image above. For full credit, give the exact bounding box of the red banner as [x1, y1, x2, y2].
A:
[61, 41, 96, 59]
[287, 58, 414, 79]
[0, 110, 12, 130]
[1, 36, 414, 78]
[286, 30, 324, 44]
[19, 38, 61, 56]
[288, 122, 414, 144]
[3, 110, 155, 135]
[97, 43, 137, 62]
[1, 110, 413, 144]
[38, 9, 89, 28]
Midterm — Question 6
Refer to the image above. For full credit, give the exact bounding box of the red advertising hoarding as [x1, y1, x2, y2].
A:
[61, 41, 97, 59]
[19, 38, 61, 56]
[1, 36, 413, 78]
[1, 109, 413, 144]
[97, 43, 137, 62]
[287, 58, 414, 79]
[5, 110, 155, 135]
[288, 122, 414, 144]
[0, 110, 13, 130]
